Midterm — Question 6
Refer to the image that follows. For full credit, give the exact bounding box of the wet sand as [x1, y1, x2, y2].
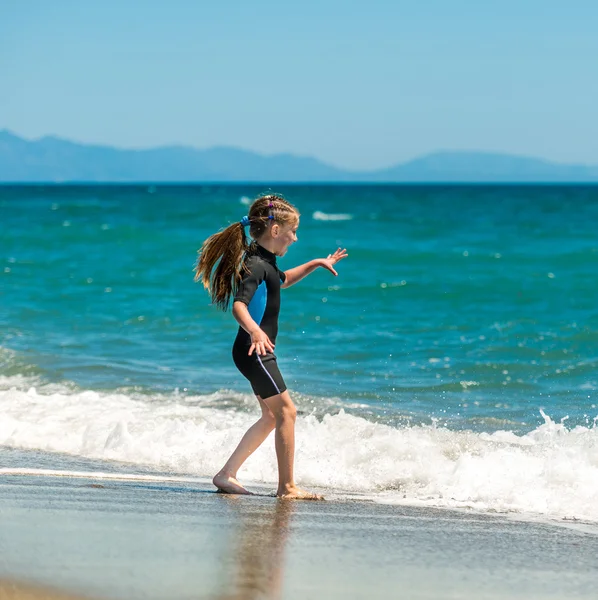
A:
[1, 469, 597, 600]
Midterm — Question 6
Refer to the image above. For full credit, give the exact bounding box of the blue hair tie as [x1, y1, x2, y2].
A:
[240, 216, 250, 227]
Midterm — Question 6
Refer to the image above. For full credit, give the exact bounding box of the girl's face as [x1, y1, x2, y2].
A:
[273, 218, 299, 257]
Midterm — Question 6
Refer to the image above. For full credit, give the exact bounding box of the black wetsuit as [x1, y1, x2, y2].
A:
[232, 244, 287, 399]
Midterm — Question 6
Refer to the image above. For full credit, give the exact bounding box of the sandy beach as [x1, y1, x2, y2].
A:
[0, 579, 91, 600]
[1, 450, 597, 600]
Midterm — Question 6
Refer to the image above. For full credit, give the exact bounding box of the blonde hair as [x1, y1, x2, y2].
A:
[194, 194, 299, 311]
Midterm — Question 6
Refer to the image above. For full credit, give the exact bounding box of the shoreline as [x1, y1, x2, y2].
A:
[2, 461, 598, 533]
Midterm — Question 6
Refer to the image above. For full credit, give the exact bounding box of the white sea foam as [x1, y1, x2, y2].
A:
[1, 381, 597, 522]
[312, 211, 353, 221]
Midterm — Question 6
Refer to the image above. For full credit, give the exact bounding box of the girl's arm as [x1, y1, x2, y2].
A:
[232, 301, 274, 356]
[282, 248, 348, 288]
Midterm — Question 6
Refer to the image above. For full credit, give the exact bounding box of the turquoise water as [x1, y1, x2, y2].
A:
[3, 184, 598, 519]
[2, 184, 598, 431]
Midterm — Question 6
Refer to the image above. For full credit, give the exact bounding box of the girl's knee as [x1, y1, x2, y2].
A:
[278, 400, 297, 423]
[263, 391, 296, 422]
[261, 411, 276, 429]
[284, 404, 297, 423]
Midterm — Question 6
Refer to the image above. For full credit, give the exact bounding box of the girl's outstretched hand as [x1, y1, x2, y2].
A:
[319, 248, 348, 276]
[248, 328, 275, 356]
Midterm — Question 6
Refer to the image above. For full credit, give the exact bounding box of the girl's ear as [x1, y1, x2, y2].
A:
[271, 223, 280, 237]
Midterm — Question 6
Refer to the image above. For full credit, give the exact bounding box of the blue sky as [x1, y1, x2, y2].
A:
[2, 1, 597, 170]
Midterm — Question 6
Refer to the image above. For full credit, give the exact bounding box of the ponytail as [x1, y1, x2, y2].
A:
[194, 221, 248, 311]
[195, 193, 299, 311]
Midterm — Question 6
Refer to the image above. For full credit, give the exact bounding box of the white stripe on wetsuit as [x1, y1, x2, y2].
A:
[256, 354, 281, 395]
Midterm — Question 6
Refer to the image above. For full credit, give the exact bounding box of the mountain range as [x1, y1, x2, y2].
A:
[1, 130, 597, 183]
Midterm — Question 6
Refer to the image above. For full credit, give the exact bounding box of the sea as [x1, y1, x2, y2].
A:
[1, 184, 597, 523]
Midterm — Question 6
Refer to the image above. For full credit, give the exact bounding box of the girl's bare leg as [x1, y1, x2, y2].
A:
[213, 396, 276, 494]
[261, 390, 324, 500]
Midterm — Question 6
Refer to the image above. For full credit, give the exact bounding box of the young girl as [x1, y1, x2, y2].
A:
[195, 194, 347, 499]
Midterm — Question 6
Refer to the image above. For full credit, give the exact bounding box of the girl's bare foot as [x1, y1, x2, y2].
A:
[213, 472, 253, 495]
[277, 485, 324, 500]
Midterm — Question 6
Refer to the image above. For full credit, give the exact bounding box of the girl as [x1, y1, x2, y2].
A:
[195, 194, 347, 499]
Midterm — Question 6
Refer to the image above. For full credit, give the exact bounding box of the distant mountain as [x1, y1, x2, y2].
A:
[375, 152, 598, 183]
[0, 130, 349, 182]
[1, 130, 597, 182]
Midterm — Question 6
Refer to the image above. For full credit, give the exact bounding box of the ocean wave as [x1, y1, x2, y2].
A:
[1, 381, 597, 522]
[312, 211, 353, 221]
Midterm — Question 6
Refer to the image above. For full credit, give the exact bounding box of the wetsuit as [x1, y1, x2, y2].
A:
[232, 244, 287, 399]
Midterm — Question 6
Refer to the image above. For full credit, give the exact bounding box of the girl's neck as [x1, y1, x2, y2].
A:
[256, 238, 278, 256]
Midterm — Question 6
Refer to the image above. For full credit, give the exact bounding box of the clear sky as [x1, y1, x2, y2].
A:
[2, 0, 597, 170]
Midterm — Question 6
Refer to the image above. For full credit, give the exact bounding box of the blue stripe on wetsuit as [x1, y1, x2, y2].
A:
[233, 244, 285, 345]
[247, 280, 267, 325]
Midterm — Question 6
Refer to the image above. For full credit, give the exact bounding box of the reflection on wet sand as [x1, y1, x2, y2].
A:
[216, 499, 295, 600]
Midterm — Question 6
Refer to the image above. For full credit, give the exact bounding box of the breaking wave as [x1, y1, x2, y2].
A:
[1, 378, 597, 522]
